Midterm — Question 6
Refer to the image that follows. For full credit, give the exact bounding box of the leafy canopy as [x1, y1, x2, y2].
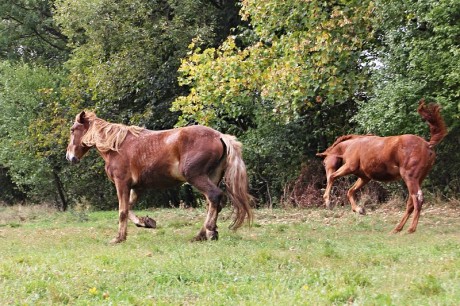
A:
[173, 0, 375, 126]
[354, 0, 460, 136]
[54, 0, 238, 127]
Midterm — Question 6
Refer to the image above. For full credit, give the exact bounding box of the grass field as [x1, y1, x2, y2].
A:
[0, 202, 459, 305]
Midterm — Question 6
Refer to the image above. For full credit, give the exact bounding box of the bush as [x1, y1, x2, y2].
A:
[282, 159, 389, 209]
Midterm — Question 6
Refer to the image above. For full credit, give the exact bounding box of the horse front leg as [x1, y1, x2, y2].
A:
[321, 156, 345, 210]
[347, 177, 369, 215]
[324, 163, 354, 210]
[111, 182, 130, 244]
[323, 168, 336, 209]
[128, 189, 156, 228]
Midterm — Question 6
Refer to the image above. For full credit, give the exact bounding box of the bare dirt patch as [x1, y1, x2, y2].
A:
[252, 199, 459, 226]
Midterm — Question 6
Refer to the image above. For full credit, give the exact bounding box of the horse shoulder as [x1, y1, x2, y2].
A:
[102, 151, 133, 184]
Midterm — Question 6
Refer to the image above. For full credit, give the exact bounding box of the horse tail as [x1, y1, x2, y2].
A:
[316, 152, 327, 158]
[417, 99, 447, 147]
[220, 134, 253, 230]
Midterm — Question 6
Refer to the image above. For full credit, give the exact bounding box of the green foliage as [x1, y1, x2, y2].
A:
[0, 167, 26, 204]
[54, 0, 238, 127]
[353, 0, 460, 194]
[0, 61, 67, 205]
[354, 0, 460, 135]
[1, 0, 459, 206]
[0, 0, 69, 65]
[173, 0, 375, 125]
[0, 61, 113, 210]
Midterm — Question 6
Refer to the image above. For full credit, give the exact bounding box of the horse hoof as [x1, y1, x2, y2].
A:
[359, 207, 366, 215]
[110, 237, 126, 244]
[206, 230, 219, 241]
[191, 229, 207, 242]
[143, 216, 156, 229]
[191, 235, 206, 242]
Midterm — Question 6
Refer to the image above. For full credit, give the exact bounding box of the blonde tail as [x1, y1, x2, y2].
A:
[220, 134, 253, 229]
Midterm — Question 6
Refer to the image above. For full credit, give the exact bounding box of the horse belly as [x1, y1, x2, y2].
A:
[365, 162, 400, 182]
[133, 158, 186, 189]
[137, 170, 185, 189]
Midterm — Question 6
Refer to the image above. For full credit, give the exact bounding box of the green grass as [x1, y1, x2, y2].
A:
[0, 204, 459, 305]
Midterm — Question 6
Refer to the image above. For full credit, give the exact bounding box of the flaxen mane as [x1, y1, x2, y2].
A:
[81, 112, 144, 152]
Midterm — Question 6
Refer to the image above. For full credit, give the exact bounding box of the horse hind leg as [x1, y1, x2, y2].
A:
[391, 194, 414, 234]
[189, 176, 223, 241]
[392, 179, 421, 233]
[407, 189, 424, 233]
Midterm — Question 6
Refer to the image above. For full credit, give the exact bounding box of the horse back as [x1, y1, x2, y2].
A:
[113, 125, 225, 188]
[326, 134, 433, 181]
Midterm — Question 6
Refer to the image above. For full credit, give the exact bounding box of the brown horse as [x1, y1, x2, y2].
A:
[66, 111, 253, 243]
[316, 99, 447, 233]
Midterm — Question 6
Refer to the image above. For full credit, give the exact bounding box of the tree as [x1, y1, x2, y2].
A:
[173, 0, 375, 125]
[0, 0, 69, 65]
[172, 0, 376, 203]
[0, 0, 71, 206]
[0, 62, 70, 209]
[54, 0, 240, 127]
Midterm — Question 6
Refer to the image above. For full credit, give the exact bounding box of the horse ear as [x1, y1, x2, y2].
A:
[77, 111, 86, 124]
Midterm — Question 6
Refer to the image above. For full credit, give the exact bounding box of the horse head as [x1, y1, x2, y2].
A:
[66, 111, 92, 164]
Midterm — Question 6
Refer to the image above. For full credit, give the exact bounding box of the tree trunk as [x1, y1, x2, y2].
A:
[53, 170, 67, 211]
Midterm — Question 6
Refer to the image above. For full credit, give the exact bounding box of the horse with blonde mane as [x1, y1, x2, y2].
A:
[317, 99, 447, 233]
[66, 111, 253, 243]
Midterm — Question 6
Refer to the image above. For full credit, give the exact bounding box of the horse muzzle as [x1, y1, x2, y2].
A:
[66, 152, 80, 164]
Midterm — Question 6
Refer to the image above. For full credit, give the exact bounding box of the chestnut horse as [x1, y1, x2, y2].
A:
[316, 100, 447, 233]
[66, 111, 253, 243]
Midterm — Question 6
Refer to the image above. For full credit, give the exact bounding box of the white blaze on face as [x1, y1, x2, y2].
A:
[66, 148, 75, 162]
[66, 145, 79, 163]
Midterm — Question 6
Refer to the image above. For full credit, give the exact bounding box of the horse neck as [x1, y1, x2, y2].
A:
[83, 119, 139, 153]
